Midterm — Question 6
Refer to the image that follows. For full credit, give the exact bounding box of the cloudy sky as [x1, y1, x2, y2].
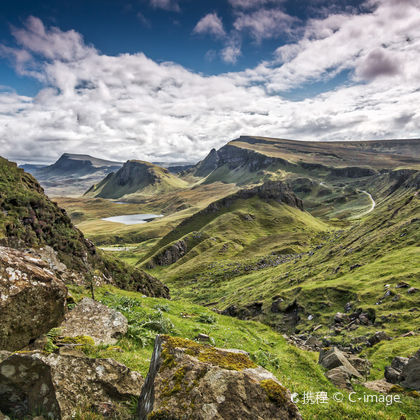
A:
[0, 0, 419, 164]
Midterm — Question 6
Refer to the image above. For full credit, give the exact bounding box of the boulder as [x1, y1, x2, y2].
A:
[59, 297, 128, 345]
[400, 349, 420, 390]
[348, 356, 371, 377]
[384, 356, 409, 384]
[137, 335, 301, 420]
[0, 246, 67, 351]
[0, 351, 143, 419]
[385, 366, 401, 384]
[319, 347, 362, 379]
[367, 331, 391, 347]
[325, 367, 352, 390]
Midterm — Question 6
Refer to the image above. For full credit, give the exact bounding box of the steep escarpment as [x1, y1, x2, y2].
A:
[85, 160, 189, 200]
[191, 136, 420, 185]
[0, 157, 169, 297]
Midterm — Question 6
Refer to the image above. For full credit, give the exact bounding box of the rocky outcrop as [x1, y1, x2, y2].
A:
[385, 349, 420, 390]
[59, 298, 128, 345]
[0, 246, 67, 351]
[0, 351, 143, 419]
[146, 239, 188, 268]
[196, 141, 297, 176]
[319, 347, 368, 389]
[137, 335, 301, 420]
[203, 181, 303, 213]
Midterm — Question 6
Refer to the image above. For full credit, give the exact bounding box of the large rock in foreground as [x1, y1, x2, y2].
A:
[59, 297, 128, 345]
[0, 246, 67, 351]
[0, 351, 143, 419]
[137, 335, 301, 420]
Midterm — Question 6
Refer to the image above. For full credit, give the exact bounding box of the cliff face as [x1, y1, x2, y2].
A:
[194, 144, 293, 177]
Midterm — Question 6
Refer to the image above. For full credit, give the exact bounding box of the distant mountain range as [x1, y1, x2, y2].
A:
[19, 153, 194, 197]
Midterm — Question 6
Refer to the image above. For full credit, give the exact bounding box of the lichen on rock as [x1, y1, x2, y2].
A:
[137, 335, 301, 420]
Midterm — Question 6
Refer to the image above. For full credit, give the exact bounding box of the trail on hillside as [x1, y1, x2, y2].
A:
[357, 190, 376, 217]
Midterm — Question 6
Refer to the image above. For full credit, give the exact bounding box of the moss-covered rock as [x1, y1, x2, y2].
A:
[137, 335, 301, 420]
[0, 246, 67, 351]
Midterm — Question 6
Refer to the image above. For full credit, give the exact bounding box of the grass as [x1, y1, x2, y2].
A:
[67, 284, 420, 420]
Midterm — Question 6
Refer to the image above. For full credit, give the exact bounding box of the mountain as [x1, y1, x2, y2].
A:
[0, 156, 168, 297]
[19, 163, 47, 174]
[84, 159, 189, 200]
[191, 136, 420, 183]
[30, 153, 123, 196]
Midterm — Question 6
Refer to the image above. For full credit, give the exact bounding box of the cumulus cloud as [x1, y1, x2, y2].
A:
[233, 8, 298, 42]
[221, 38, 242, 64]
[1, 2, 420, 164]
[229, 0, 285, 9]
[193, 13, 226, 38]
[150, 0, 180, 12]
[355, 48, 401, 79]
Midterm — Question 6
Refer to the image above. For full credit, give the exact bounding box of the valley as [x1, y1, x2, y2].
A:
[1, 136, 419, 419]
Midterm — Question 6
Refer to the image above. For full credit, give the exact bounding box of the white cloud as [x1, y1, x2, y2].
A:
[221, 37, 242, 63]
[150, 0, 180, 12]
[229, 0, 285, 9]
[193, 13, 226, 38]
[1, 3, 420, 164]
[233, 8, 298, 42]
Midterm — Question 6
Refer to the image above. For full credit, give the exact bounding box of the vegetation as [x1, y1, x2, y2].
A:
[69, 285, 420, 419]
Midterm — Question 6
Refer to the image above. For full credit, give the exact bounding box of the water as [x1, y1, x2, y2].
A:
[101, 214, 163, 225]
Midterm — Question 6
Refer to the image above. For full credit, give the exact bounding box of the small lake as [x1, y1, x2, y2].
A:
[101, 214, 163, 225]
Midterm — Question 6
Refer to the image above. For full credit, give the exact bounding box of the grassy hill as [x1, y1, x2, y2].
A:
[85, 160, 190, 200]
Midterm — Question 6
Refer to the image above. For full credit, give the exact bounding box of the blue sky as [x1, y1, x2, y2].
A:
[0, 0, 419, 163]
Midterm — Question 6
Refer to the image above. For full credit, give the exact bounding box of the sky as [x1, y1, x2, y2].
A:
[0, 0, 419, 164]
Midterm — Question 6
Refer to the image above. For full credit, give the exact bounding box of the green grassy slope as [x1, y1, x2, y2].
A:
[67, 284, 420, 420]
[151, 172, 419, 344]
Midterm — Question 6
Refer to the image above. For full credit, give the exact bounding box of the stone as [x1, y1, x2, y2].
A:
[304, 336, 322, 350]
[367, 331, 391, 347]
[363, 379, 394, 394]
[407, 287, 418, 294]
[348, 356, 371, 377]
[195, 333, 211, 343]
[0, 246, 67, 351]
[401, 331, 415, 337]
[385, 366, 401, 384]
[325, 367, 353, 390]
[396, 281, 410, 288]
[333, 312, 349, 324]
[319, 347, 362, 379]
[59, 297, 128, 345]
[391, 356, 409, 372]
[137, 335, 301, 420]
[400, 349, 420, 390]
[0, 351, 143, 420]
